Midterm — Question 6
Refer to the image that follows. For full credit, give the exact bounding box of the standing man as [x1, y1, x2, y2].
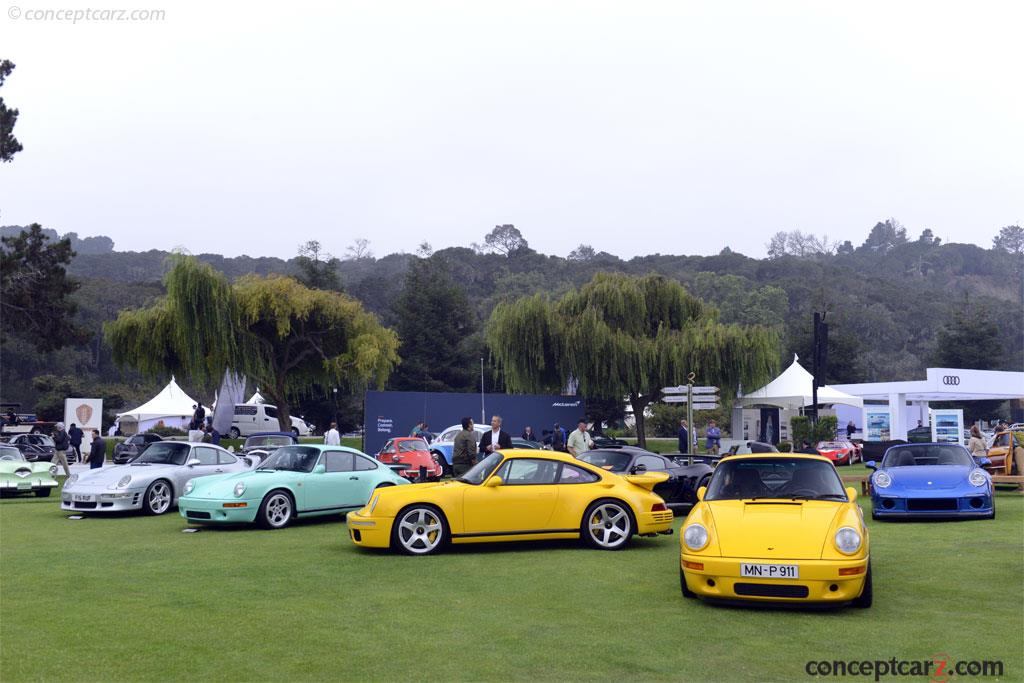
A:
[677, 419, 689, 454]
[548, 423, 565, 451]
[567, 419, 594, 458]
[521, 426, 537, 442]
[191, 403, 206, 431]
[705, 420, 722, 455]
[452, 417, 477, 476]
[846, 420, 856, 440]
[68, 423, 84, 464]
[86, 429, 106, 469]
[478, 415, 512, 458]
[52, 423, 72, 477]
[324, 421, 341, 446]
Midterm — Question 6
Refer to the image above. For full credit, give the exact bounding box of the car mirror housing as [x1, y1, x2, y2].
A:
[630, 464, 647, 474]
[865, 460, 877, 470]
[845, 486, 858, 503]
[696, 485, 706, 501]
[312, 463, 326, 474]
[485, 475, 503, 488]
[186, 458, 200, 467]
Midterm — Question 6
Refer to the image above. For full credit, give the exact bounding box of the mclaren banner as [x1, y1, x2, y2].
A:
[363, 391, 586, 454]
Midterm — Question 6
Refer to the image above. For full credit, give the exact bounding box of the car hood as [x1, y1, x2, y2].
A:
[707, 499, 842, 560]
[881, 465, 972, 490]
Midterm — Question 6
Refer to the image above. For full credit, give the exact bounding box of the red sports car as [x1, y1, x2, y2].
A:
[816, 440, 862, 466]
[376, 437, 443, 481]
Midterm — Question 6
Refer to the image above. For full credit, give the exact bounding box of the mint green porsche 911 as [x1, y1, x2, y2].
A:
[178, 444, 408, 529]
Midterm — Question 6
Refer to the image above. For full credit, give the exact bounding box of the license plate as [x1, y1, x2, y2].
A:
[73, 494, 93, 502]
[17, 482, 30, 489]
[741, 563, 798, 579]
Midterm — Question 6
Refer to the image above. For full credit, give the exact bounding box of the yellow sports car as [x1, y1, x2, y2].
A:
[347, 449, 674, 554]
[680, 453, 871, 607]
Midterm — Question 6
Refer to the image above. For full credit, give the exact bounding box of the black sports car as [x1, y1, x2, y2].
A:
[2, 433, 57, 462]
[112, 433, 164, 464]
[577, 446, 713, 509]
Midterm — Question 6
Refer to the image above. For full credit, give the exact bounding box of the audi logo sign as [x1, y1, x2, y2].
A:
[942, 375, 960, 386]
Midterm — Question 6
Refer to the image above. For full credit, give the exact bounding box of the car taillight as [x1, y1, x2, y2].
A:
[652, 502, 668, 512]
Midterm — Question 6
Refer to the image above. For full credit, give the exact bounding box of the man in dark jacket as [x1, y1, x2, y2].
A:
[452, 417, 477, 477]
[677, 419, 689, 454]
[478, 415, 512, 458]
[52, 423, 72, 476]
[87, 429, 106, 469]
[68, 423, 84, 464]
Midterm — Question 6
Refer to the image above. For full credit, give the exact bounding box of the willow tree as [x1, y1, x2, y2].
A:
[106, 255, 400, 429]
[486, 272, 778, 447]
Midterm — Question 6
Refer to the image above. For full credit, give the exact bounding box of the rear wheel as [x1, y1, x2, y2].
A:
[852, 561, 872, 608]
[680, 567, 696, 598]
[228, 427, 240, 439]
[582, 500, 633, 550]
[291, 427, 300, 437]
[391, 505, 447, 555]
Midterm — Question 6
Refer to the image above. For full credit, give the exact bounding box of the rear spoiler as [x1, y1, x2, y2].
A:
[670, 454, 722, 467]
[623, 471, 669, 491]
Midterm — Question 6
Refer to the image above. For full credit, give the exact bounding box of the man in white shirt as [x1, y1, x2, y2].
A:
[567, 419, 594, 457]
[324, 421, 341, 446]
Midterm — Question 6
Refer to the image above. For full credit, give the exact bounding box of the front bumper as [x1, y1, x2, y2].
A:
[871, 492, 993, 518]
[346, 509, 394, 548]
[178, 496, 259, 524]
[681, 554, 869, 603]
[61, 487, 146, 512]
[1, 478, 57, 494]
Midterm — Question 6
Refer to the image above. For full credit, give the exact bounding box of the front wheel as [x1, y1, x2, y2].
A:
[291, 427, 300, 437]
[391, 505, 447, 555]
[142, 480, 173, 515]
[680, 567, 696, 598]
[257, 491, 294, 529]
[852, 561, 873, 608]
[228, 427, 240, 439]
[582, 500, 633, 550]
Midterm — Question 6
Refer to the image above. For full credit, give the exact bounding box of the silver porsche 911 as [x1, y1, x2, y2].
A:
[61, 441, 254, 515]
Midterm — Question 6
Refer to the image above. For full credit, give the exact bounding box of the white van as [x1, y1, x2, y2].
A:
[229, 404, 313, 438]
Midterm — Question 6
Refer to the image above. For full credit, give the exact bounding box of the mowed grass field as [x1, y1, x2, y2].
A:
[1, 482, 1022, 682]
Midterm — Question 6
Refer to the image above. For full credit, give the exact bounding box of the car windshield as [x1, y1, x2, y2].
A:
[817, 442, 847, 450]
[27, 435, 54, 446]
[399, 439, 428, 452]
[258, 446, 321, 473]
[881, 445, 974, 468]
[128, 435, 146, 445]
[457, 452, 504, 485]
[245, 435, 292, 449]
[705, 458, 847, 501]
[577, 450, 632, 473]
[0, 446, 25, 461]
[134, 442, 190, 465]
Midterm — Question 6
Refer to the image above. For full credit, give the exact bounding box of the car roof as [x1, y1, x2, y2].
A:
[721, 453, 833, 463]
[247, 431, 295, 438]
[498, 448, 596, 465]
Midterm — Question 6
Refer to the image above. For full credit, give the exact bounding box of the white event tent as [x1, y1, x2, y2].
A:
[738, 355, 864, 410]
[116, 377, 210, 435]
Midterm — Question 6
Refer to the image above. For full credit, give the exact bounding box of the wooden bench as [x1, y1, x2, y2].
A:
[991, 475, 1024, 493]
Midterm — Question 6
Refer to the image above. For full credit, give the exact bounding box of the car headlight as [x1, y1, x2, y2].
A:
[874, 471, 891, 489]
[184, 480, 195, 495]
[683, 523, 709, 550]
[368, 493, 379, 514]
[968, 469, 987, 487]
[116, 475, 132, 489]
[66, 473, 78, 485]
[49, 465, 58, 476]
[835, 526, 861, 554]
[233, 481, 246, 497]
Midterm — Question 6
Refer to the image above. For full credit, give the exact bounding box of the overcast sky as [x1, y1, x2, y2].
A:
[2, 0, 1021, 259]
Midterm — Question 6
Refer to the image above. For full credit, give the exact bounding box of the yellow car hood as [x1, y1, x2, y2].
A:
[707, 500, 842, 560]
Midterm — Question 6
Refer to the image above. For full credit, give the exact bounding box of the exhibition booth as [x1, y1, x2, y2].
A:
[115, 377, 210, 435]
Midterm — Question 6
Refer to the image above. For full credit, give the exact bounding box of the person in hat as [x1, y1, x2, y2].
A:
[52, 422, 72, 477]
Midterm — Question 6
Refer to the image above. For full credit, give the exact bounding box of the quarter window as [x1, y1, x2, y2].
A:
[234, 405, 257, 416]
[559, 464, 600, 484]
[218, 452, 237, 465]
[353, 455, 378, 471]
[193, 448, 220, 466]
[635, 455, 667, 471]
[325, 451, 354, 472]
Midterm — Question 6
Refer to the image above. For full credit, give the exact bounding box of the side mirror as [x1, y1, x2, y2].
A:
[696, 485, 706, 501]
[865, 460, 877, 471]
[846, 486, 858, 503]
[312, 463, 326, 474]
[485, 475, 503, 488]
[630, 464, 647, 474]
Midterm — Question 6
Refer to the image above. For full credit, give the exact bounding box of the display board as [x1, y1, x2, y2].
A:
[863, 407, 892, 442]
[64, 398, 103, 450]
[363, 391, 586, 455]
[930, 408, 964, 446]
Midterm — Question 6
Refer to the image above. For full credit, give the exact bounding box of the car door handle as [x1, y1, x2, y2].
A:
[214, 469, 223, 472]
[349, 476, 359, 480]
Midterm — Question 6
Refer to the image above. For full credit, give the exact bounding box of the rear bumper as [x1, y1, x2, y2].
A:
[681, 554, 868, 603]
[179, 496, 259, 524]
[637, 510, 674, 534]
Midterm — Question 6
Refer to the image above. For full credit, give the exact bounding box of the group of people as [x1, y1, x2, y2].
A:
[49, 422, 105, 477]
[676, 419, 722, 455]
[450, 416, 596, 476]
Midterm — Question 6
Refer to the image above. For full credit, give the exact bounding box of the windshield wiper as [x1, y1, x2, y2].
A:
[788, 493, 848, 500]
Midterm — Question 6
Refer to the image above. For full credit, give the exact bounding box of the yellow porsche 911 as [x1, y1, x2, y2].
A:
[680, 453, 871, 607]
[347, 449, 674, 554]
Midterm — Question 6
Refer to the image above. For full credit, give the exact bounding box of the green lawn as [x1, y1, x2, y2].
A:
[1, 485, 1021, 682]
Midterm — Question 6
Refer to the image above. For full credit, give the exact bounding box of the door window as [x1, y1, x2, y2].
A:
[264, 406, 278, 419]
[324, 451, 354, 472]
[499, 458, 560, 485]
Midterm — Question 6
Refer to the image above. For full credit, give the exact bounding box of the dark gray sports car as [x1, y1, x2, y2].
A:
[577, 446, 713, 508]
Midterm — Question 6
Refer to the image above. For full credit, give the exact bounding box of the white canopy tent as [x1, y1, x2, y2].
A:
[738, 355, 864, 410]
[247, 390, 266, 404]
[116, 377, 210, 435]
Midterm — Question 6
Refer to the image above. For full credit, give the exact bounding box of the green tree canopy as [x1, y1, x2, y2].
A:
[0, 59, 23, 162]
[486, 273, 779, 447]
[106, 255, 399, 427]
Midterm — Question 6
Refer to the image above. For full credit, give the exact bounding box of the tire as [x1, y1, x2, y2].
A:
[390, 505, 448, 555]
[291, 427, 300, 437]
[142, 479, 173, 515]
[680, 567, 696, 598]
[35, 488, 52, 498]
[257, 490, 294, 529]
[432, 452, 450, 478]
[228, 427, 240, 439]
[852, 561, 873, 608]
[582, 499, 634, 550]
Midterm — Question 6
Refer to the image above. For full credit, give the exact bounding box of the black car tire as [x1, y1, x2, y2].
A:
[35, 488, 51, 497]
[852, 561, 872, 608]
[142, 479, 173, 515]
[228, 427, 241, 439]
[582, 499, 634, 550]
[291, 427, 300, 437]
[680, 567, 696, 598]
[257, 490, 294, 529]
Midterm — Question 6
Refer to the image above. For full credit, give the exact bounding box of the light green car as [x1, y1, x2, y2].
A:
[178, 444, 408, 528]
[0, 445, 59, 497]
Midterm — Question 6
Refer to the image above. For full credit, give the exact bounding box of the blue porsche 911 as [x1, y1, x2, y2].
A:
[867, 443, 994, 520]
